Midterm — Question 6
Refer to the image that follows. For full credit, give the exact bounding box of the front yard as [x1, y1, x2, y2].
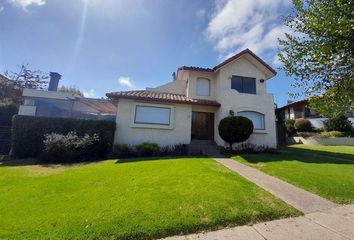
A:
[0, 157, 299, 240]
[233, 145, 354, 204]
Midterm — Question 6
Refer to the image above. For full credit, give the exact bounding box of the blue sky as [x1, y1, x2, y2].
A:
[0, 0, 295, 106]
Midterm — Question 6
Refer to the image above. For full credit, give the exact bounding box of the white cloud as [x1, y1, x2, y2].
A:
[118, 76, 134, 89]
[9, 0, 45, 10]
[0, 6, 4, 12]
[196, 9, 206, 20]
[83, 89, 96, 98]
[206, 0, 291, 61]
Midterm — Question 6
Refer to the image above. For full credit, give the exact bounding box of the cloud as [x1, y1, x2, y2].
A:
[206, 0, 291, 61]
[9, 0, 45, 10]
[83, 89, 96, 98]
[0, 6, 4, 13]
[196, 9, 206, 20]
[118, 76, 134, 89]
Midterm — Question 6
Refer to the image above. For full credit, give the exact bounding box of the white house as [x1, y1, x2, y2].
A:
[107, 49, 278, 149]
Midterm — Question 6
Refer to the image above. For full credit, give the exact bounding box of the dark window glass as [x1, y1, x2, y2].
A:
[231, 76, 256, 94]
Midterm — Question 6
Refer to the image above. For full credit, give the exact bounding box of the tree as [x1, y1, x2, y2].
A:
[0, 74, 22, 105]
[218, 116, 254, 149]
[4, 64, 49, 90]
[278, 0, 354, 117]
[58, 86, 84, 97]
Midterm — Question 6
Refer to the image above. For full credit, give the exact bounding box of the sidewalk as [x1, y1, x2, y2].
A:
[164, 204, 354, 240]
[163, 156, 354, 240]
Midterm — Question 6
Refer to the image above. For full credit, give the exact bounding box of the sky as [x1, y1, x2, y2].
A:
[0, 0, 296, 107]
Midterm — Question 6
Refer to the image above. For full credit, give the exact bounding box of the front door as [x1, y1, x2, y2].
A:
[191, 112, 214, 140]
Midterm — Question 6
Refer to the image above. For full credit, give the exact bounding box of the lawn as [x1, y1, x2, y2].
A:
[232, 145, 354, 204]
[0, 157, 299, 240]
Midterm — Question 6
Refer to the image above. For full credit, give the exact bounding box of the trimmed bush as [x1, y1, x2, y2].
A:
[136, 142, 160, 157]
[324, 115, 353, 132]
[218, 116, 253, 149]
[319, 131, 344, 138]
[111, 144, 135, 158]
[284, 119, 296, 136]
[41, 131, 99, 163]
[0, 102, 18, 126]
[11, 115, 115, 158]
[294, 118, 312, 132]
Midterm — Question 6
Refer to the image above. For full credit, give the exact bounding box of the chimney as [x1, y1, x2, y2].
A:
[48, 72, 62, 91]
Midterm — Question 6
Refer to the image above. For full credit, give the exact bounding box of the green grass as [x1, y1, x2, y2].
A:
[0, 157, 299, 240]
[232, 145, 354, 204]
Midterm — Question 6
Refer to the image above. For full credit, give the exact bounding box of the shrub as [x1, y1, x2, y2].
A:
[0, 102, 18, 126]
[136, 142, 160, 157]
[296, 132, 313, 138]
[112, 144, 135, 158]
[11, 115, 115, 158]
[41, 131, 99, 163]
[159, 144, 188, 156]
[218, 116, 253, 149]
[221, 143, 277, 155]
[323, 115, 353, 132]
[294, 118, 312, 132]
[319, 131, 344, 138]
[284, 119, 296, 136]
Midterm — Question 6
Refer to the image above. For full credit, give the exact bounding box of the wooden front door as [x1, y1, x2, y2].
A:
[191, 112, 214, 140]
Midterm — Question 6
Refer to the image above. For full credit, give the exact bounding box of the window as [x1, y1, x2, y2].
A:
[231, 76, 256, 94]
[134, 105, 171, 125]
[196, 78, 210, 96]
[238, 111, 265, 130]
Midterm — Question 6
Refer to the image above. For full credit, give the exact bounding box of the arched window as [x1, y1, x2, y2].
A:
[196, 78, 210, 96]
[238, 111, 265, 130]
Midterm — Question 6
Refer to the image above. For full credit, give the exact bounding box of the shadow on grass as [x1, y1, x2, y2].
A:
[115, 155, 206, 164]
[237, 147, 354, 165]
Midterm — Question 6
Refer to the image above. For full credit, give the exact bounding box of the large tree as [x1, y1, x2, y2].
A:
[58, 86, 84, 97]
[278, 0, 354, 117]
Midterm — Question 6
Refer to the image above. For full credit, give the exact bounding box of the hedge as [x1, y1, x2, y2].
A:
[0, 102, 18, 126]
[11, 115, 116, 158]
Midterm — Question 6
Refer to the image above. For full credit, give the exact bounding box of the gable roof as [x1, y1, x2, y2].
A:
[106, 90, 221, 107]
[178, 49, 276, 75]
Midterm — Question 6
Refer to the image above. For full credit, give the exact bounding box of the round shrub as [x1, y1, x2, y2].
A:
[218, 116, 253, 149]
[324, 115, 353, 132]
[136, 142, 160, 157]
[294, 118, 312, 132]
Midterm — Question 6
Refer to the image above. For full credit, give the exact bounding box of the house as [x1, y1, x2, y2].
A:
[107, 49, 278, 149]
[276, 99, 354, 128]
[18, 72, 117, 121]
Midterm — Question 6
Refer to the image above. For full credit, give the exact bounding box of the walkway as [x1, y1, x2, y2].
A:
[164, 204, 354, 240]
[162, 156, 354, 240]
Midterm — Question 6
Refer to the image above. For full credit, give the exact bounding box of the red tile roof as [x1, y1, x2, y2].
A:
[106, 90, 221, 107]
[178, 49, 276, 75]
[77, 98, 117, 113]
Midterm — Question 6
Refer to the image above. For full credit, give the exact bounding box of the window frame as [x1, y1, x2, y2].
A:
[196, 78, 211, 96]
[231, 75, 256, 94]
[237, 111, 266, 130]
[130, 103, 174, 130]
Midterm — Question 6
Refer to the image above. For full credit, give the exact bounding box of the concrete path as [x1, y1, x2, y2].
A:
[163, 204, 354, 240]
[215, 157, 337, 213]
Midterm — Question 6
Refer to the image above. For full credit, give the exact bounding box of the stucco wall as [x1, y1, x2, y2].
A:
[147, 79, 186, 95]
[288, 137, 354, 146]
[114, 99, 192, 146]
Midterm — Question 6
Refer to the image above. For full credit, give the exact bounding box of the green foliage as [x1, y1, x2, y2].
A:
[0, 75, 22, 106]
[319, 131, 344, 138]
[58, 86, 84, 97]
[279, 0, 354, 116]
[11, 115, 115, 158]
[218, 116, 254, 149]
[296, 132, 313, 138]
[112, 144, 135, 158]
[294, 118, 312, 132]
[284, 119, 296, 136]
[136, 142, 160, 157]
[323, 115, 353, 132]
[41, 131, 99, 163]
[0, 101, 18, 125]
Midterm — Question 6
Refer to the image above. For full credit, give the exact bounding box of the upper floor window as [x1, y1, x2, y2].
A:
[231, 76, 256, 94]
[238, 111, 265, 130]
[196, 78, 210, 96]
[134, 105, 171, 125]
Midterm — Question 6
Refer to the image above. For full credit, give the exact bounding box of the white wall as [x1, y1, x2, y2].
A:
[114, 99, 192, 146]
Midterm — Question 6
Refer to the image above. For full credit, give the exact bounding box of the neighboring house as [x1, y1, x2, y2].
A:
[276, 99, 354, 128]
[18, 72, 117, 121]
[107, 49, 278, 148]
